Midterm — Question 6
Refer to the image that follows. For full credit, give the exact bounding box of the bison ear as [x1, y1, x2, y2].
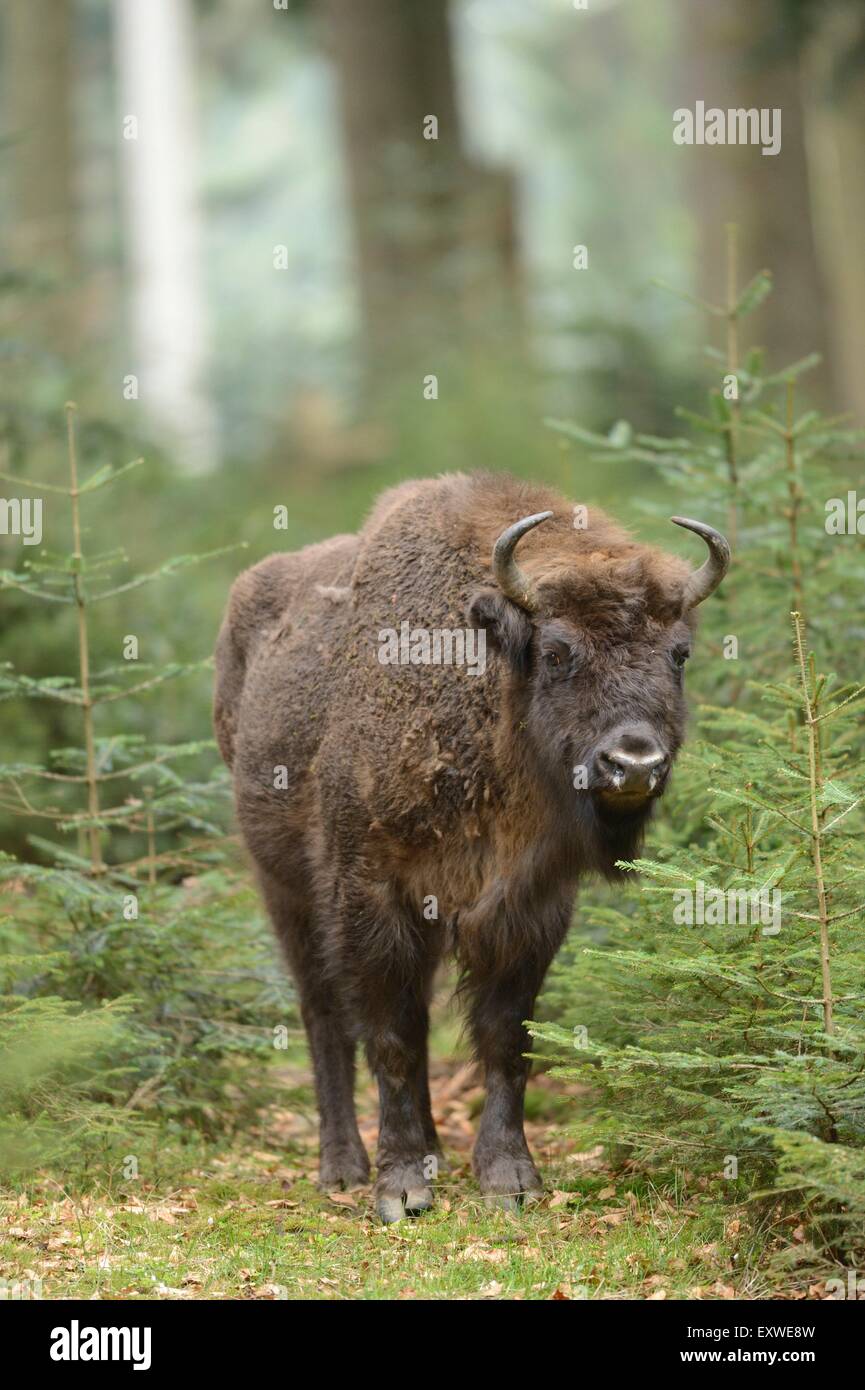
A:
[466, 587, 533, 672]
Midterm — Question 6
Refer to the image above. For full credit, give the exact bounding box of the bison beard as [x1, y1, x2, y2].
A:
[214, 471, 729, 1221]
[575, 790, 656, 879]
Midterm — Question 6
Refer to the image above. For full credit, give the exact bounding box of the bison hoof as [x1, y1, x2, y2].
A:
[374, 1162, 435, 1224]
[318, 1143, 370, 1191]
[475, 1153, 544, 1210]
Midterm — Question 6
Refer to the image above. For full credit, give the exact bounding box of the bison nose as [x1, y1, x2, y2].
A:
[597, 730, 669, 796]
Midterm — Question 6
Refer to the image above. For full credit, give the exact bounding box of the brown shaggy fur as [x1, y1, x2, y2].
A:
[214, 472, 707, 1218]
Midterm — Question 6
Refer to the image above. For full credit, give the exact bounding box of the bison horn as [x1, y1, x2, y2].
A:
[492, 510, 554, 611]
[670, 516, 731, 609]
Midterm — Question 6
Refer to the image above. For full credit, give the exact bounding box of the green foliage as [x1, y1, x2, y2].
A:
[0, 411, 292, 1181]
[1, 863, 291, 1174]
[533, 243, 865, 1268]
[0, 982, 138, 1177]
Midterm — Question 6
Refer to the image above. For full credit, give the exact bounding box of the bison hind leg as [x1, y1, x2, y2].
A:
[257, 868, 370, 1191]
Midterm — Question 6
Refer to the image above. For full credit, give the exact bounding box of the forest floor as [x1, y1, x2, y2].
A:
[0, 1000, 824, 1302]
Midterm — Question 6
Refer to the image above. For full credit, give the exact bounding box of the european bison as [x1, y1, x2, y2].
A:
[214, 472, 729, 1221]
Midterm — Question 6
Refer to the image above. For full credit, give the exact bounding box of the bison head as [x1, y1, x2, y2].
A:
[467, 507, 729, 877]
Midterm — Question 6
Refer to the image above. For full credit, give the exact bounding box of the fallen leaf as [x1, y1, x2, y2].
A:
[456, 1246, 507, 1265]
[326, 1192, 358, 1208]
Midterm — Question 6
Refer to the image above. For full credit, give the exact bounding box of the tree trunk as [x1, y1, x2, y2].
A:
[113, 0, 217, 470]
[318, 0, 522, 390]
[4, 0, 79, 351]
[800, 7, 865, 423]
[676, 0, 835, 401]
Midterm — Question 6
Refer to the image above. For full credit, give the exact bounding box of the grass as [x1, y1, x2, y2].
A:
[0, 995, 826, 1301]
[0, 1172, 765, 1302]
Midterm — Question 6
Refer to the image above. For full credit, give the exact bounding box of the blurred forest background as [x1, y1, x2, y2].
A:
[3, 0, 865, 854]
[3, 0, 865, 815]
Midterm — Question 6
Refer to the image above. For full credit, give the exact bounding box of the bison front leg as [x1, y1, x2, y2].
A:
[365, 988, 440, 1223]
[302, 1004, 370, 1191]
[343, 898, 441, 1223]
[465, 959, 554, 1210]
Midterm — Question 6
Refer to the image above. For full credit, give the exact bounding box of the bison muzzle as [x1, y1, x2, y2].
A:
[214, 472, 729, 1221]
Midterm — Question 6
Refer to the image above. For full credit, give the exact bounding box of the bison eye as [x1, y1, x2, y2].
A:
[541, 641, 574, 675]
[672, 645, 690, 670]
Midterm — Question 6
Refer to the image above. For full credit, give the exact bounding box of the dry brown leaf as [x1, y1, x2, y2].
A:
[456, 1246, 507, 1264]
[326, 1191, 358, 1208]
[695, 1242, 719, 1264]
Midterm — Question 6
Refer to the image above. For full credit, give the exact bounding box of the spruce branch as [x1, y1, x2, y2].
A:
[65, 403, 103, 875]
[783, 381, 805, 620]
[791, 612, 834, 1036]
